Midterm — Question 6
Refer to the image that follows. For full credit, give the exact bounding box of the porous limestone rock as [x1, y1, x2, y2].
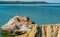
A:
[1, 16, 60, 37]
[15, 25, 38, 37]
[1, 16, 36, 34]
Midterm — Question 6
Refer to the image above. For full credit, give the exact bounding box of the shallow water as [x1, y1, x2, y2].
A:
[0, 4, 60, 37]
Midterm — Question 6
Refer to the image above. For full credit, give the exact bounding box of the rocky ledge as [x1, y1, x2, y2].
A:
[1, 16, 60, 37]
[1, 16, 37, 35]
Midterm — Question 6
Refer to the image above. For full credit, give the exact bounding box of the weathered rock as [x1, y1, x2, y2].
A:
[42, 25, 46, 37]
[1, 16, 60, 37]
[57, 25, 60, 37]
[1, 16, 35, 34]
[15, 25, 37, 37]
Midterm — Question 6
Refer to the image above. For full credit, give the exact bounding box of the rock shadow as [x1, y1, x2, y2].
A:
[35, 26, 42, 37]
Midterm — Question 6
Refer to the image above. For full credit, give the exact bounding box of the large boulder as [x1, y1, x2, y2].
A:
[1, 16, 36, 35]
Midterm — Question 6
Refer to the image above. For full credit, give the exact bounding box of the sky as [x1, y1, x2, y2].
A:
[0, 0, 60, 3]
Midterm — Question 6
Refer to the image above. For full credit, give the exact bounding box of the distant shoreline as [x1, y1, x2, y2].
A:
[0, 1, 48, 4]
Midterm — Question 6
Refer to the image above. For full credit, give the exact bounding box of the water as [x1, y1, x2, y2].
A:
[0, 4, 60, 37]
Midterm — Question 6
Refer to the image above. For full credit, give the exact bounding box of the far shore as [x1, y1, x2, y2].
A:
[0, 1, 48, 4]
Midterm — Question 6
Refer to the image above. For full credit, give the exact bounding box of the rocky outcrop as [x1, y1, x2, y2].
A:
[15, 24, 60, 37]
[1, 16, 60, 37]
[1, 16, 36, 34]
[15, 25, 37, 37]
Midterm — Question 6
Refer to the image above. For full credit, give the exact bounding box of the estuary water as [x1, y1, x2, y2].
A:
[0, 4, 60, 37]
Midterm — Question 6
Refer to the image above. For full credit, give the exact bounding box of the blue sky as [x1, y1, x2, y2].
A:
[0, 0, 60, 3]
